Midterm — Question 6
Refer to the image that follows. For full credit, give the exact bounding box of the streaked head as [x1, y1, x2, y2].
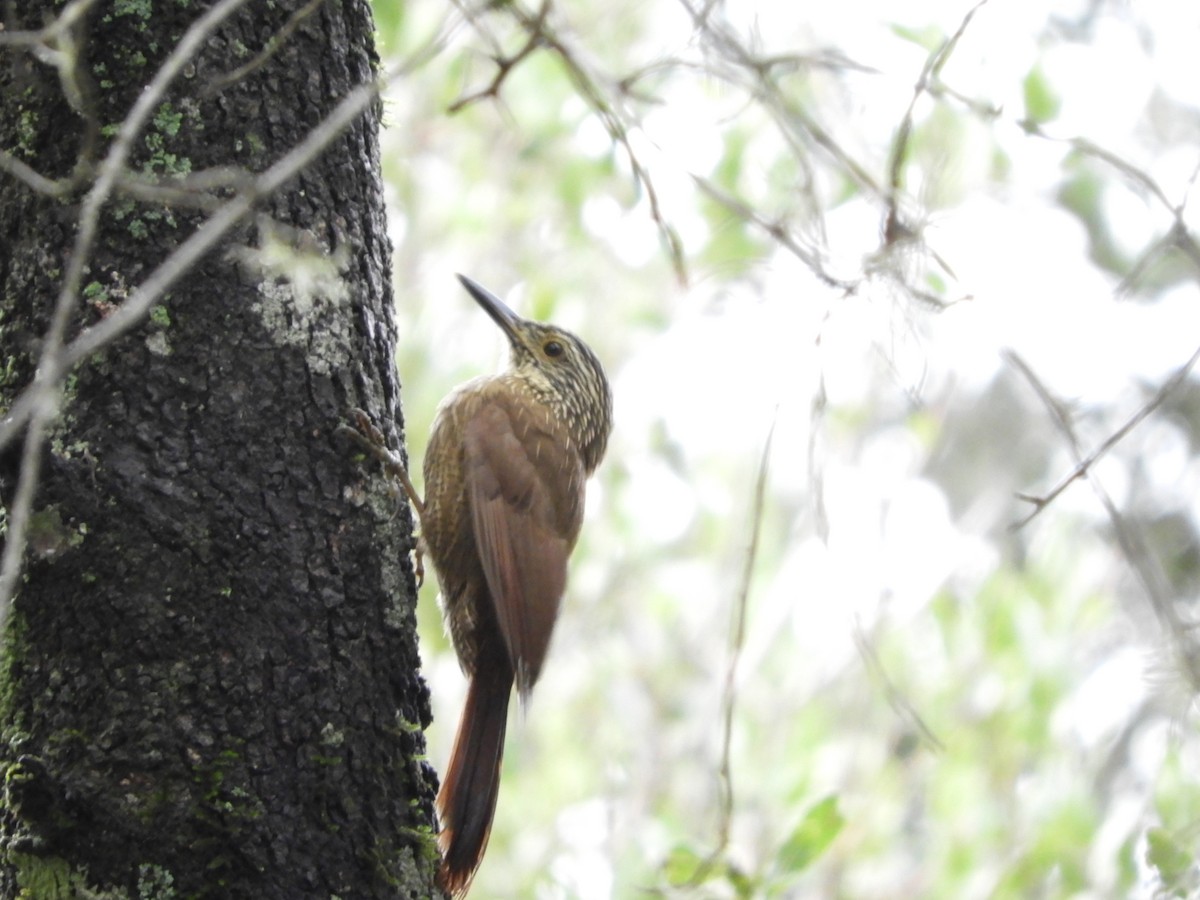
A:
[457, 274, 612, 473]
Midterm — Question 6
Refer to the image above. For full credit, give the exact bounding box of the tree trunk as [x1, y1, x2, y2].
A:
[0, 1, 439, 896]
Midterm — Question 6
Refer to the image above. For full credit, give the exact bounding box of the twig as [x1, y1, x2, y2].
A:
[336, 409, 424, 516]
[113, 166, 257, 211]
[1018, 123, 1200, 284]
[447, 0, 549, 113]
[530, 9, 687, 282]
[0, 0, 104, 189]
[453, 0, 689, 283]
[689, 410, 776, 884]
[1007, 351, 1200, 692]
[1168, 218, 1200, 275]
[1060, 135, 1174, 212]
[1114, 228, 1177, 298]
[0, 401, 52, 617]
[1007, 344, 1200, 529]
[336, 409, 426, 587]
[884, 0, 991, 246]
[691, 174, 858, 292]
[676, 0, 882, 203]
[854, 620, 944, 751]
[0, 0, 98, 48]
[0, 149, 76, 196]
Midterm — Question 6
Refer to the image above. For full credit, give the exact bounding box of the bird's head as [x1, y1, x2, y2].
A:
[457, 274, 612, 474]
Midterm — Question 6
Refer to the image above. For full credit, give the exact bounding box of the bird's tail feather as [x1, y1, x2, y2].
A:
[436, 647, 513, 897]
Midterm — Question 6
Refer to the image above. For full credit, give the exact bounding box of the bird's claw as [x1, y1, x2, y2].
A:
[413, 537, 426, 590]
[337, 407, 428, 588]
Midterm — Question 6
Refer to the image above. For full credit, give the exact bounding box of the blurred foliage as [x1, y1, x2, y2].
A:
[375, 0, 1200, 897]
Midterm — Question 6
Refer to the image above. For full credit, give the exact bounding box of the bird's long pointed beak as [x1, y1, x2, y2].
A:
[457, 274, 523, 345]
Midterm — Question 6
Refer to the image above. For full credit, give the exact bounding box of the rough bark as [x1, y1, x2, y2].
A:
[0, 1, 438, 896]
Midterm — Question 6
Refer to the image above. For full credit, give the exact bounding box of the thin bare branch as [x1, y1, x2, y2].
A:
[1008, 343, 1200, 529]
[1062, 135, 1175, 212]
[0, 148, 76, 196]
[854, 620, 944, 752]
[113, 166, 256, 211]
[524, 5, 687, 282]
[1018, 123, 1200, 281]
[0, 409, 50, 626]
[1007, 351, 1200, 693]
[923, 78, 1003, 120]
[692, 174, 858, 292]
[0, 0, 98, 48]
[687, 410, 776, 885]
[1169, 218, 1200, 275]
[454, 0, 689, 282]
[0, 0, 104, 167]
[676, 0, 882, 203]
[885, 0, 991, 244]
[1114, 228, 1177, 297]
[447, 0, 549, 113]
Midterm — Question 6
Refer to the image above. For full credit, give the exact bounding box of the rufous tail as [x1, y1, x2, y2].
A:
[437, 645, 513, 897]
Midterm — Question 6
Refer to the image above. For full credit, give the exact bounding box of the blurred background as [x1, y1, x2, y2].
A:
[373, 0, 1200, 896]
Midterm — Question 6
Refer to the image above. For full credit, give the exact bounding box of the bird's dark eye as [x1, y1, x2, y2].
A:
[544, 340, 564, 358]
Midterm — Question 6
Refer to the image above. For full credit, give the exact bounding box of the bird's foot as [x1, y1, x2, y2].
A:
[337, 408, 427, 589]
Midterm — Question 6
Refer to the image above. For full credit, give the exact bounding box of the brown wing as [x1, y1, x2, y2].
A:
[463, 396, 584, 700]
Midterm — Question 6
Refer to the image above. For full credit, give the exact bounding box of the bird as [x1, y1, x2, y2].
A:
[342, 275, 612, 895]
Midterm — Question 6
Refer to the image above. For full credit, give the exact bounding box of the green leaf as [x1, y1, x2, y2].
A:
[713, 129, 749, 193]
[371, 0, 406, 54]
[890, 23, 944, 52]
[1146, 827, 1193, 892]
[662, 844, 708, 886]
[777, 795, 844, 874]
[1022, 64, 1061, 126]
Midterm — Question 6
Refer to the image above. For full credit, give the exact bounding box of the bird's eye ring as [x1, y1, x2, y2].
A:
[544, 340, 564, 358]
